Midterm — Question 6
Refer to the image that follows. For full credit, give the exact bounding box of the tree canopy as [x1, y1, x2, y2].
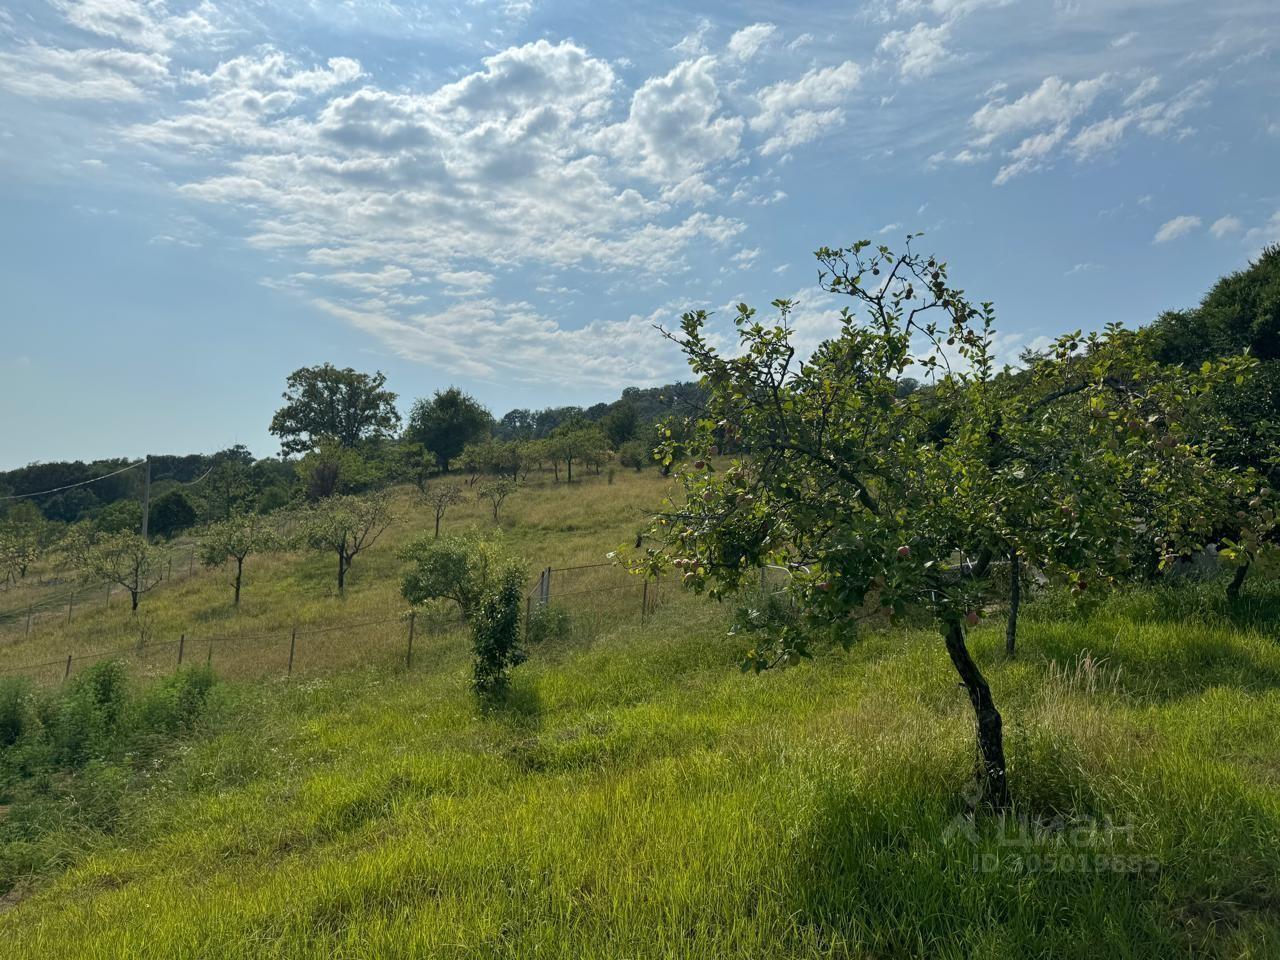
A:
[404, 387, 493, 471]
[269, 364, 401, 456]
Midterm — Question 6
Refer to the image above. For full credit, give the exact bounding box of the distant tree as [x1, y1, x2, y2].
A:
[478, 477, 516, 522]
[73, 532, 163, 613]
[96, 499, 143, 535]
[618, 439, 651, 472]
[550, 424, 609, 482]
[295, 440, 379, 501]
[203, 448, 257, 521]
[601, 403, 639, 448]
[399, 535, 526, 698]
[199, 514, 279, 605]
[296, 494, 393, 594]
[269, 364, 401, 456]
[148, 489, 198, 540]
[391, 441, 440, 494]
[421, 481, 466, 539]
[0, 504, 49, 583]
[497, 408, 536, 441]
[404, 387, 492, 471]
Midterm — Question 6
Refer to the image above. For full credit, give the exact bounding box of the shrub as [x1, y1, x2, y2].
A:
[526, 603, 571, 645]
[52, 660, 130, 765]
[618, 439, 651, 472]
[135, 667, 218, 735]
[0, 677, 31, 748]
[471, 564, 526, 698]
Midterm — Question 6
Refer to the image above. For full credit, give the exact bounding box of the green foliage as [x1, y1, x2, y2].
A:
[405, 387, 493, 471]
[147, 489, 197, 540]
[601, 402, 638, 448]
[295, 440, 381, 501]
[0, 677, 29, 747]
[399, 535, 528, 698]
[95, 499, 142, 535]
[72, 531, 163, 612]
[269, 363, 401, 456]
[525, 602, 570, 644]
[199, 513, 279, 604]
[295, 494, 393, 593]
[470, 563, 526, 698]
[618, 439, 651, 472]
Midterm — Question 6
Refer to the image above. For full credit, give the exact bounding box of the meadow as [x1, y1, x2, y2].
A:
[2, 468, 1280, 958]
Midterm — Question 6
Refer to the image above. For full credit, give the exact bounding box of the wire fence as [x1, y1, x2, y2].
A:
[0, 562, 686, 690]
[0, 548, 201, 634]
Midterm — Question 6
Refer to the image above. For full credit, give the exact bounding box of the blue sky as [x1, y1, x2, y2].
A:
[1, 0, 1277, 468]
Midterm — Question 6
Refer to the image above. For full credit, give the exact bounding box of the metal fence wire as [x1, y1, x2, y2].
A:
[0, 563, 683, 689]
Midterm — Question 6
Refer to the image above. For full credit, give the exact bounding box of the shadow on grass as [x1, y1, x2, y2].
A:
[785, 772, 1173, 959]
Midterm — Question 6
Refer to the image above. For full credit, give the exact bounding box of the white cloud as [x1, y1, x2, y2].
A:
[971, 75, 1108, 146]
[1111, 31, 1137, 48]
[672, 18, 712, 56]
[727, 23, 776, 60]
[1069, 114, 1132, 160]
[879, 222, 902, 234]
[1209, 215, 1242, 239]
[0, 43, 169, 100]
[1243, 211, 1280, 247]
[879, 22, 952, 79]
[602, 57, 743, 183]
[1153, 215, 1201, 243]
[751, 60, 861, 154]
[53, 0, 217, 53]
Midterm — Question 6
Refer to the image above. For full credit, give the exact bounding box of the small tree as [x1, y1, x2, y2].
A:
[74, 532, 163, 613]
[399, 536, 527, 698]
[637, 237, 1249, 807]
[199, 514, 278, 605]
[422, 482, 466, 538]
[618, 439, 651, 472]
[478, 478, 516, 522]
[297, 494, 393, 593]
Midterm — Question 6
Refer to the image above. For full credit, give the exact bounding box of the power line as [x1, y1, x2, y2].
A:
[0, 460, 146, 502]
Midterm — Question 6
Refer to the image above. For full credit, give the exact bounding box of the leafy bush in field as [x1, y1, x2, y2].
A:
[400, 535, 528, 699]
[526, 603, 571, 645]
[0, 662, 222, 895]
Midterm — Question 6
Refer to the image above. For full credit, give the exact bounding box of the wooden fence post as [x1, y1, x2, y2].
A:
[406, 611, 416, 669]
[206, 639, 213, 666]
[106, 584, 111, 609]
[287, 627, 297, 676]
[177, 633, 185, 668]
[64, 654, 72, 681]
[641, 577, 649, 622]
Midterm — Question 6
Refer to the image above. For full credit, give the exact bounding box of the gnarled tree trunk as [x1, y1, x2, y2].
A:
[943, 619, 1009, 808]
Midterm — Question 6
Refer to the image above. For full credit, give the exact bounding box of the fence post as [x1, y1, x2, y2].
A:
[287, 627, 297, 676]
[406, 611, 416, 669]
[207, 639, 213, 666]
[177, 633, 185, 667]
[641, 577, 649, 622]
[64, 654, 71, 681]
[525, 595, 532, 635]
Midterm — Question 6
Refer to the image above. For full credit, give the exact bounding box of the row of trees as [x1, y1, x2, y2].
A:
[630, 237, 1277, 809]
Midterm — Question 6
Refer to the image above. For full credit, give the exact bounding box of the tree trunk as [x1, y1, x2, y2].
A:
[942, 619, 1009, 808]
[1227, 562, 1249, 602]
[434, 512, 442, 538]
[130, 589, 139, 613]
[567, 457, 574, 483]
[234, 558, 243, 605]
[337, 550, 346, 593]
[1005, 551, 1021, 658]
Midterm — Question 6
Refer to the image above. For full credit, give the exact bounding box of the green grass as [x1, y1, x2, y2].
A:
[3, 471, 1280, 957]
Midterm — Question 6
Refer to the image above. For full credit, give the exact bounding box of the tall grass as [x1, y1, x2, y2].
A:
[1, 473, 1279, 957]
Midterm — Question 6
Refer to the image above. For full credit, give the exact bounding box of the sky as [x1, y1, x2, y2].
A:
[1, 0, 1277, 469]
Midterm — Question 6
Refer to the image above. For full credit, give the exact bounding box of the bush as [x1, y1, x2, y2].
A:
[526, 603, 571, 645]
[618, 439, 651, 472]
[472, 565, 526, 699]
[148, 489, 198, 540]
[52, 660, 130, 765]
[135, 667, 218, 735]
[0, 677, 31, 748]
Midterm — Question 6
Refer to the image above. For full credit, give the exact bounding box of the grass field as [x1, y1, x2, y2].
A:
[3, 470, 1280, 958]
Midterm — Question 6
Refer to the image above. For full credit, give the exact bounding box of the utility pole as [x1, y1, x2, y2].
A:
[140, 455, 152, 541]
